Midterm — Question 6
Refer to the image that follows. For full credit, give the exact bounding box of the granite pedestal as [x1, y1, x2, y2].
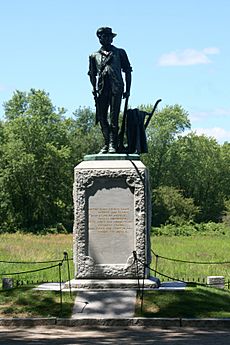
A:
[70, 154, 156, 289]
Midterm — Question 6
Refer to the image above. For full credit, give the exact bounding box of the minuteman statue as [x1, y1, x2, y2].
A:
[88, 27, 132, 154]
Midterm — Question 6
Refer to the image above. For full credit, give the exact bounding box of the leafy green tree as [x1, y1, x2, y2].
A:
[142, 104, 191, 188]
[0, 89, 72, 231]
[140, 104, 228, 225]
[220, 142, 230, 199]
[166, 133, 225, 222]
[219, 143, 230, 225]
[0, 90, 104, 232]
[70, 107, 103, 162]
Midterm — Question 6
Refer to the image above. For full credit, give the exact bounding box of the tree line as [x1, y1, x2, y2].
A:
[0, 89, 229, 232]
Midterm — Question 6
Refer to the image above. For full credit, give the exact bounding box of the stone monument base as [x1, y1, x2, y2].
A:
[64, 277, 160, 290]
[73, 155, 151, 279]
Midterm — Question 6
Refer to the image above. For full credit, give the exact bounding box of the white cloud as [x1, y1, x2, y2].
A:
[190, 108, 230, 122]
[203, 47, 219, 55]
[158, 47, 220, 66]
[186, 127, 230, 143]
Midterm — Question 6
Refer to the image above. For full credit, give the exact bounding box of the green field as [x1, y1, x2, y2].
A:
[151, 235, 230, 284]
[1, 233, 230, 285]
[1, 233, 230, 318]
[0, 233, 74, 285]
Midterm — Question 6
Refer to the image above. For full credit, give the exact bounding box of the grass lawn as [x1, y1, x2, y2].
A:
[1, 285, 230, 319]
[136, 287, 230, 318]
[0, 286, 75, 318]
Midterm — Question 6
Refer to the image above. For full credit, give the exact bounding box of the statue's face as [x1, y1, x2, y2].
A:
[99, 33, 113, 47]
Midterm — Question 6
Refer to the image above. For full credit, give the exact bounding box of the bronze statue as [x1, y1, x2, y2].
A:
[88, 27, 132, 154]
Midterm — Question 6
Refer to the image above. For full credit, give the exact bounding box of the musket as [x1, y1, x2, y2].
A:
[144, 99, 162, 129]
[118, 96, 129, 152]
[92, 88, 100, 125]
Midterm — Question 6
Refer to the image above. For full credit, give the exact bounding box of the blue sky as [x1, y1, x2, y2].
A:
[1, 0, 229, 143]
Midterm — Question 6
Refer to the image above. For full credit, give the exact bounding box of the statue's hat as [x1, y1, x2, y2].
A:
[96, 27, 117, 38]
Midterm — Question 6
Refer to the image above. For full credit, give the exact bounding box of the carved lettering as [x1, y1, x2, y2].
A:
[89, 207, 132, 233]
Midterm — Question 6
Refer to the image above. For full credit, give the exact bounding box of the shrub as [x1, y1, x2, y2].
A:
[152, 222, 230, 237]
[152, 186, 200, 226]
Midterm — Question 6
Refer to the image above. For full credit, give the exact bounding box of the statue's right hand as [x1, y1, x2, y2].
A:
[123, 91, 130, 99]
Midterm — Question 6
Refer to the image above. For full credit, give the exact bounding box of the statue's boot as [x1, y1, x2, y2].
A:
[108, 130, 118, 154]
[99, 128, 109, 154]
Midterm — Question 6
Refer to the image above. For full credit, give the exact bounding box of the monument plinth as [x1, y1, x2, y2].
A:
[73, 155, 151, 283]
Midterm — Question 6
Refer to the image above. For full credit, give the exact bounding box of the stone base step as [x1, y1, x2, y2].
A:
[64, 277, 160, 290]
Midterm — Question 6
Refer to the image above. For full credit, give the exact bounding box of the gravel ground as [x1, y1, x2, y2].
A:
[1, 326, 230, 345]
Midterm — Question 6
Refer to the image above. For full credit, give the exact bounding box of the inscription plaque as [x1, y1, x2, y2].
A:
[88, 178, 134, 264]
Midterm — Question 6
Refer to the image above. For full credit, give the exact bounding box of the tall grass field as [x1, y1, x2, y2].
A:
[0, 233, 73, 286]
[151, 235, 230, 284]
[1, 232, 230, 286]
